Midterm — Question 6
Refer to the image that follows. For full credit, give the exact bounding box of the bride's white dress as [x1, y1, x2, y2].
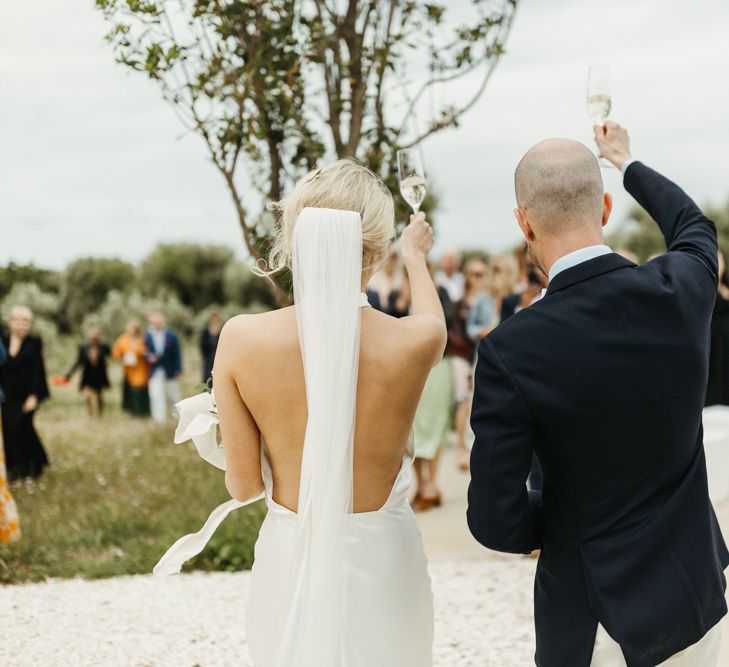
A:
[154, 207, 434, 666]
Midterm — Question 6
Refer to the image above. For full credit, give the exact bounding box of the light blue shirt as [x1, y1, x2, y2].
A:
[548, 244, 613, 283]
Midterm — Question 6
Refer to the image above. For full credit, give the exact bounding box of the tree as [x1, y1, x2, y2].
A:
[60, 257, 137, 331]
[96, 0, 518, 288]
[139, 242, 236, 310]
[607, 199, 729, 264]
[0, 263, 60, 301]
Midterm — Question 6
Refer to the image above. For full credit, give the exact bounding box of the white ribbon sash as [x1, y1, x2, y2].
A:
[153, 392, 263, 576]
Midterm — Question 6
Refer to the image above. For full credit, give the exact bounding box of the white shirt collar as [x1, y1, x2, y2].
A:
[547, 244, 613, 283]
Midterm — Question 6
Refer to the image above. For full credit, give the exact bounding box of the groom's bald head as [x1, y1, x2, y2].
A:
[515, 139, 604, 232]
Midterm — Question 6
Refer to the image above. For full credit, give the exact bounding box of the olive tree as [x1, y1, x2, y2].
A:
[96, 0, 518, 285]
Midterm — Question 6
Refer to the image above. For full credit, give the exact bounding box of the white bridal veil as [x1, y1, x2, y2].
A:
[276, 207, 363, 665]
[154, 206, 365, 667]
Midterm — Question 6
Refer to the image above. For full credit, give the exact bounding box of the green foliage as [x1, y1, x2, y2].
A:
[139, 243, 235, 312]
[0, 351, 264, 583]
[96, 0, 518, 287]
[607, 199, 729, 263]
[0, 263, 60, 300]
[59, 257, 137, 331]
[83, 288, 195, 338]
[0, 241, 278, 337]
[0, 282, 62, 344]
[222, 259, 278, 310]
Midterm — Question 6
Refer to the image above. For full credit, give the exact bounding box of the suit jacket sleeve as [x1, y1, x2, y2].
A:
[467, 336, 542, 554]
[171, 333, 182, 375]
[624, 161, 718, 279]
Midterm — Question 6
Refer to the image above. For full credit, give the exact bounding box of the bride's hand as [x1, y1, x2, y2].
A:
[401, 212, 434, 265]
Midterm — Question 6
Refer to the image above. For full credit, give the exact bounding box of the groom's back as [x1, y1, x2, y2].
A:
[469, 161, 729, 667]
[496, 252, 712, 533]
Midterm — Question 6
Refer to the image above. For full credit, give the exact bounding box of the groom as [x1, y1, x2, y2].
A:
[467, 122, 729, 666]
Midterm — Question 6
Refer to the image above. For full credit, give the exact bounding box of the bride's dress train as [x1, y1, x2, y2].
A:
[247, 434, 433, 667]
[154, 207, 434, 666]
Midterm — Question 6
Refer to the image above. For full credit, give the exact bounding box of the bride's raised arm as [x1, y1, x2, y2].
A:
[399, 212, 448, 366]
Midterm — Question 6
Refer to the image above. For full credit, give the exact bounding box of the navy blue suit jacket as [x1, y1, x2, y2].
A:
[144, 329, 182, 379]
[468, 162, 728, 667]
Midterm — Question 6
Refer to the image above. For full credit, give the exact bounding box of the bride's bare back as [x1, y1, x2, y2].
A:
[215, 302, 444, 512]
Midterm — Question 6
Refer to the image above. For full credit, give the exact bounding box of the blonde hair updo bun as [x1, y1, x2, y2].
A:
[261, 158, 395, 276]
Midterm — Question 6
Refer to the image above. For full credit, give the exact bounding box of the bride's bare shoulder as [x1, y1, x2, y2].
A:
[365, 309, 447, 365]
[216, 308, 298, 359]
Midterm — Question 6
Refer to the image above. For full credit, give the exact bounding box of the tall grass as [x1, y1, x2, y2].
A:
[0, 339, 265, 584]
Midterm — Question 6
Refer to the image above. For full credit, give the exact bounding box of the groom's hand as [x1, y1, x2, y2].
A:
[594, 121, 632, 170]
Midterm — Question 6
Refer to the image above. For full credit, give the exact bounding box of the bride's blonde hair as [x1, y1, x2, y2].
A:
[262, 158, 395, 276]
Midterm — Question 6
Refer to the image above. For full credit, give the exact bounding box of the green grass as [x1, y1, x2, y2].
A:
[0, 339, 266, 584]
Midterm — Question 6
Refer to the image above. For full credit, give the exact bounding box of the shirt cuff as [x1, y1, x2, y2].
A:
[620, 158, 636, 175]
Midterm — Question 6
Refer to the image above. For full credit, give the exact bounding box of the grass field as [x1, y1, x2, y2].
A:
[0, 339, 266, 584]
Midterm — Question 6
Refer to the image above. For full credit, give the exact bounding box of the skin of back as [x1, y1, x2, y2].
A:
[214, 302, 443, 513]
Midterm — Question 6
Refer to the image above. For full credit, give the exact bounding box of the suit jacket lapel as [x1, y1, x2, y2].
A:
[545, 253, 635, 297]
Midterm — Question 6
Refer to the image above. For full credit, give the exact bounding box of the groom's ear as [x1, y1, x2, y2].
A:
[514, 208, 534, 241]
[601, 193, 613, 228]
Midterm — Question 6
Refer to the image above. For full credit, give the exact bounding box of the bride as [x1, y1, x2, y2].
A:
[156, 159, 446, 666]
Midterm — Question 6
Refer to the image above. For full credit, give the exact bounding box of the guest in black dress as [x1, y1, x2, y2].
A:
[65, 327, 111, 418]
[706, 250, 729, 406]
[200, 310, 222, 384]
[0, 306, 50, 481]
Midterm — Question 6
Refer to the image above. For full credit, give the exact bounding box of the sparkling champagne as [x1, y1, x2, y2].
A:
[587, 94, 611, 124]
[399, 175, 427, 213]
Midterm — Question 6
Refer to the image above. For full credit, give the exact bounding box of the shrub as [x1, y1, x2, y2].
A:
[82, 289, 195, 340]
[0, 282, 61, 344]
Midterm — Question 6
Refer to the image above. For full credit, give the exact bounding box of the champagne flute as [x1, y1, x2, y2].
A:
[587, 64, 613, 168]
[397, 148, 427, 214]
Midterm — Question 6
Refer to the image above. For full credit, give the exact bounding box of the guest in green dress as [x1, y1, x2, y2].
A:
[412, 284, 455, 511]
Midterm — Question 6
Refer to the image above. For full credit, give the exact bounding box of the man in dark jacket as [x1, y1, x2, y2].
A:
[468, 121, 727, 667]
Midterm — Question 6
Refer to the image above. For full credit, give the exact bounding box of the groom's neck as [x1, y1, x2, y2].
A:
[541, 234, 606, 278]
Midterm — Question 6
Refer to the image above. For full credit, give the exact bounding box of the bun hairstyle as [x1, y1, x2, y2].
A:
[260, 158, 395, 276]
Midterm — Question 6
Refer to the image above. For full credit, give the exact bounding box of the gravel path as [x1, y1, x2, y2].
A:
[3, 558, 537, 667]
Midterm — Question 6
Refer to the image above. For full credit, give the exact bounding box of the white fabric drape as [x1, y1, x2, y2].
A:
[274, 207, 364, 666]
[152, 391, 264, 576]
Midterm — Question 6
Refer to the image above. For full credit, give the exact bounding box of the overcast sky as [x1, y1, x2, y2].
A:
[1, 0, 728, 269]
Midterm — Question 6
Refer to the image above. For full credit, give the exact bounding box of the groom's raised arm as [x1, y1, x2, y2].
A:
[595, 121, 718, 280]
[623, 162, 717, 278]
[467, 337, 542, 554]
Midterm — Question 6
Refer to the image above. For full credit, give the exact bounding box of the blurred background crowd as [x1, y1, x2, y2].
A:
[4, 228, 729, 552]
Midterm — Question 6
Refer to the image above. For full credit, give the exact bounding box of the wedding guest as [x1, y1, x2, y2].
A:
[112, 319, 150, 417]
[467, 264, 497, 342]
[706, 249, 729, 406]
[0, 306, 50, 481]
[387, 274, 411, 318]
[489, 252, 520, 320]
[200, 310, 222, 384]
[0, 337, 21, 543]
[65, 326, 110, 418]
[435, 248, 464, 302]
[364, 288, 382, 311]
[500, 265, 547, 323]
[145, 312, 182, 424]
[413, 281, 455, 511]
[368, 249, 400, 313]
[445, 258, 488, 471]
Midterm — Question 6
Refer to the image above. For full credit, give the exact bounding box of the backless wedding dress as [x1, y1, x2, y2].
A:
[154, 207, 434, 666]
